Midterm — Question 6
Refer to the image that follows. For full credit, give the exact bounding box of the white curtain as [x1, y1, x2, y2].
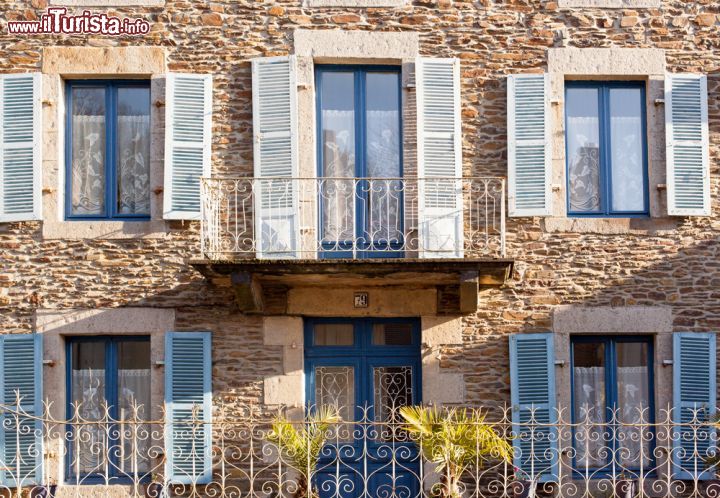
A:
[574, 366, 605, 468]
[366, 110, 401, 243]
[610, 116, 644, 212]
[567, 116, 600, 213]
[70, 369, 151, 475]
[116, 115, 151, 216]
[321, 110, 355, 242]
[71, 115, 105, 216]
[574, 366, 651, 468]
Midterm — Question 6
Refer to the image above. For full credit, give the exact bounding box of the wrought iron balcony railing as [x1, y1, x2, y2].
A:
[2, 401, 720, 498]
[200, 177, 506, 261]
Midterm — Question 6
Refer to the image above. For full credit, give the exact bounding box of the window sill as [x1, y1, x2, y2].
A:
[304, 0, 405, 6]
[50, 0, 164, 5]
[543, 217, 679, 235]
[558, 0, 660, 7]
[42, 220, 168, 240]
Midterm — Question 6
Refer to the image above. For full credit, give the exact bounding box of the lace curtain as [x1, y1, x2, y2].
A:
[117, 115, 151, 215]
[574, 366, 650, 468]
[567, 116, 600, 212]
[71, 115, 150, 216]
[71, 369, 151, 475]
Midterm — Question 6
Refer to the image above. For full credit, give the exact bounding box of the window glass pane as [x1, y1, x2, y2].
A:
[373, 366, 413, 441]
[315, 366, 354, 439]
[314, 324, 354, 346]
[319, 71, 355, 242]
[366, 73, 400, 178]
[372, 323, 412, 346]
[609, 88, 645, 212]
[71, 341, 106, 474]
[71, 87, 106, 216]
[616, 341, 651, 467]
[365, 72, 402, 244]
[566, 87, 601, 213]
[573, 341, 605, 468]
[117, 340, 151, 474]
[116, 87, 151, 216]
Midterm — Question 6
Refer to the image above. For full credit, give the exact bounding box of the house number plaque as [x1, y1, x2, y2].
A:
[354, 292, 369, 308]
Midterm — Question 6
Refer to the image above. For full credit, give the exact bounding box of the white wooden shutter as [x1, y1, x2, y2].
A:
[252, 56, 300, 259]
[507, 74, 551, 217]
[0, 73, 42, 223]
[416, 58, 463, 258]
[165, 332, 212, 484]
[665, 74, 710, 216]
[0, 334, 43, 486]
[164, 73, 212, 220]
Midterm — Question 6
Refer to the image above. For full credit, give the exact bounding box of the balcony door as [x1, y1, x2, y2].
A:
[316, 66, 404, 258]
[305, 318, 421, 498]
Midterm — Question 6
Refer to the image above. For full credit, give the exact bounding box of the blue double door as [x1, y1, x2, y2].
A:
[305, 318, 422, 498]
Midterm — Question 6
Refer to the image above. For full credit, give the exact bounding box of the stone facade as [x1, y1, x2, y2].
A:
[0, 0, 719, 459]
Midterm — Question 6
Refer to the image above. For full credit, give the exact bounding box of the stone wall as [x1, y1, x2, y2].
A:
[1, 0, 720, 415]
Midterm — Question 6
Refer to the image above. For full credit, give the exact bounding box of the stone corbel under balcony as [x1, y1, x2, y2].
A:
[191, 258, 514, 315]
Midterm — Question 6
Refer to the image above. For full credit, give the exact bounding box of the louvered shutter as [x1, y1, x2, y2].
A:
[672, 332, 716, 480]
[665, 74, 711, 216]
[0, 74, 42, 222]
[165, 332, 212, 484]
[0, 334, 43, 486]
[164, 73, 213, 220]
[507, 74, 551, 217]
[509, 333, 558, 482]
[251, 56, 300, 259]
[416, 58, 463, 259]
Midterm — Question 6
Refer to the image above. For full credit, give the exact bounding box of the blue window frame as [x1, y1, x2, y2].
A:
[65, 80, 151, 221]
[315, 66, 404, 258]
[565, 81, 649, 217]
[570, 335, 655, 475]
[65, 336, 151, 483]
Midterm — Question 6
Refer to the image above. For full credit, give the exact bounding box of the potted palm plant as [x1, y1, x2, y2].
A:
[399, 406, 513, 498]
[266, 406, 341, 498]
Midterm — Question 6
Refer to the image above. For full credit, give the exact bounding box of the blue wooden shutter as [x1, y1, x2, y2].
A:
[165, 332, 212, 484]
[416, 58, 464, 258]
[509, 333, 558, 482]
[665, 74, 710, 216]
[673, 332, 716, 480]
[164, 73, 213, 220]
[0, 74, 42, 222]
[0, 334, 43, 486]
[251, 56, 300, 259]
[507, 74, 551, 217]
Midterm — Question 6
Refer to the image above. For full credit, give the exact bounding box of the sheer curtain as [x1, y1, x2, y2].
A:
[116, 115, 151, 216]
[71, 115, 105, 215]
[574, 366, 605, 468]
[321, 109, 355, 242]
[574, 366, 651, 468]
[610, 116, 644, 212]
[71, 369, 151, 475]
[366, 110, 401, 243]
[567, 116, 600, 213]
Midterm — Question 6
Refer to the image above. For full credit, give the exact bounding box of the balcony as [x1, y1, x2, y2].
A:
[193, 177, 513, 313]
[2, 401, 718, 497]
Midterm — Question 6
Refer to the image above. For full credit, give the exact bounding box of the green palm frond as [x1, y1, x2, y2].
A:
[267, 406, 342, 478]
[399, 405, 512, 497]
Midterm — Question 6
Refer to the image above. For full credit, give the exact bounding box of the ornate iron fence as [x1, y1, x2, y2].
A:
[200, 177, 506, 260]
[1, 401, 719, 497]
